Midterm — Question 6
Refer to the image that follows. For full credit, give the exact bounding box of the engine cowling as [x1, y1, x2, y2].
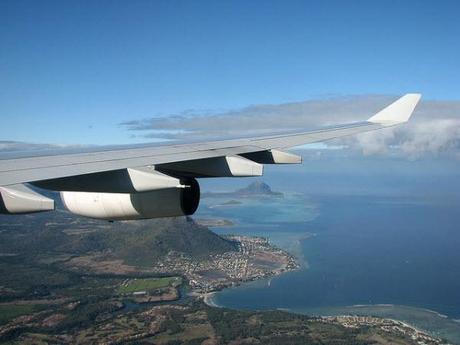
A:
[60, 178, 200, 220]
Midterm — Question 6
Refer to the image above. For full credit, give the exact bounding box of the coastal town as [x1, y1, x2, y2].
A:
[150, 235, 299, 292]
[322, 315, 449, 345]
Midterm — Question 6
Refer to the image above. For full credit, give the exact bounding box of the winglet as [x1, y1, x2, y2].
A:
[367, 93, 421, 126]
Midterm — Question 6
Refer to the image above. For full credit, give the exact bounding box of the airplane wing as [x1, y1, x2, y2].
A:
[0, 94, 421, 219]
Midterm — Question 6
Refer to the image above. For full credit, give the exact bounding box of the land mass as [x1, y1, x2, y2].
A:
[1, 300, 446, 345]
[0, 197, 447, 344]
[195, 218, 235, 227]
[202, 181, 283, 198]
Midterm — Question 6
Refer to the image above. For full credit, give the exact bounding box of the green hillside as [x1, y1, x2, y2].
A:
[83, 217, 239, 267]
[0, 212, 238, 268]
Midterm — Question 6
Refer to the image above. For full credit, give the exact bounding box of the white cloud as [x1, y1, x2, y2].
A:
[120, 95, 460, 159]
[4, 96, 458, 159]
[0, 141, 93, 155]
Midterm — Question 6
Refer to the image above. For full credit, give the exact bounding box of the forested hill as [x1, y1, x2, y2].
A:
[0, 211, 239, 268]
[86, 217, 239, 266]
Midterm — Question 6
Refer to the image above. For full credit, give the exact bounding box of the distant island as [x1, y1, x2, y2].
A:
[235, 181, 283, 196]
[221, 199, 242, 205]
[202, 180, 283, 198]
[195, 218, 235, 227]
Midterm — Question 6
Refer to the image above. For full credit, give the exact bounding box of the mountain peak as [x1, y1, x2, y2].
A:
[236, 181, 282, 196]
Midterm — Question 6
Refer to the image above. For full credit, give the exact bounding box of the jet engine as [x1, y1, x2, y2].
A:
[60, 178, 199, 220]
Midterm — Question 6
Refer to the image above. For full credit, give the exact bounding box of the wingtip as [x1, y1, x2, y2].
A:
[368, 93, 422, 125]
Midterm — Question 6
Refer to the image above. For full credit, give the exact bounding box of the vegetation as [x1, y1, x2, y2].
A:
[0, 208, 440, 344]
[117, 277, 181, 294]
[53, 299, 124, 331]
[0, 212, 238, 270]
[0, 299, 439, 344]
[91, 217, 238, 267]
[0, 304, 44, 324]
[0, 212, 238, 303]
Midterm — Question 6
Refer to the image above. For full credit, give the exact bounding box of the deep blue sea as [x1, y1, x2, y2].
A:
[196, 155, 460, 342]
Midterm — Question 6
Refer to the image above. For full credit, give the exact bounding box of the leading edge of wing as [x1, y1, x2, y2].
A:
[0, 94, 421, 187]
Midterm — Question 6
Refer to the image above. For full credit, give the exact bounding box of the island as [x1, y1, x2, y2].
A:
[0, 197, 448, 344]
[194, 218, 235, 227]
[202, 180, 284, 198]
[234, 180, 284, 197]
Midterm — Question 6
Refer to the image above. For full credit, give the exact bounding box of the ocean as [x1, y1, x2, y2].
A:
[196, 155, 460, 343]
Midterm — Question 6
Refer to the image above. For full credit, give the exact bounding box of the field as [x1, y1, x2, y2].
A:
[117, 277, 181, 294]
[0, 304, 44, 324]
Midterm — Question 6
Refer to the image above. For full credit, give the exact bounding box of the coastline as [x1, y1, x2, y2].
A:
[201, 290, 455, 345]
[199, 191, 460, 343]
[188, 291, 221, 308]
[196, 235, 301, 308]
[286, 304, 460, 345]
[202, 292, 220, 308]
[198, 243, 460, 344]
[199, 291, 449, 345]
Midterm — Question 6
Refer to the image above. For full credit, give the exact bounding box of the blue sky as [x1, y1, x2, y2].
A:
[1, 0, 459, 145]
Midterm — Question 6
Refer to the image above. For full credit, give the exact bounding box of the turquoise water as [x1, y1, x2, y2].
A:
[199, 193, 318, 258]
[195, 190, 460, 343]
[200, 193, 319, 225]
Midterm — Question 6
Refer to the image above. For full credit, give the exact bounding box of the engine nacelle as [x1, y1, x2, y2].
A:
[60, 179, 200, 220]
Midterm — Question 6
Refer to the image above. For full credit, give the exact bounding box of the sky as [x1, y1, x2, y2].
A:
[1, 0, 460, 146]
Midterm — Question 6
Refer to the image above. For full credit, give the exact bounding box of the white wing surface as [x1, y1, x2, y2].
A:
[0, 94, 420, 187]
[0, 94, 421, 219]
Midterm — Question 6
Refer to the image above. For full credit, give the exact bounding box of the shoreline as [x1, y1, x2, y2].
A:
[201, 295, 454, 345]
[199, 214, 458, 343]
[198, 292, 449, 345]
[200, 268, 459, 344]
[188, 291, 221, 308]
[202, 292, 220, 308]
[286, 304, 460, 345]
[196, 229, 306, 307]
[203, 225, 458, 343]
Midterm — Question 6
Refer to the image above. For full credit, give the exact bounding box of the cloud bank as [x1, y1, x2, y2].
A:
[2, 96, 458, 160]
[0, 141, 93, 158]
[0, 141, 67, 152]
[120, 95, 460, 159]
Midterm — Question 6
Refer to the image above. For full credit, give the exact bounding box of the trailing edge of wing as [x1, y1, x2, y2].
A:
[367, 93, 421, 126]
